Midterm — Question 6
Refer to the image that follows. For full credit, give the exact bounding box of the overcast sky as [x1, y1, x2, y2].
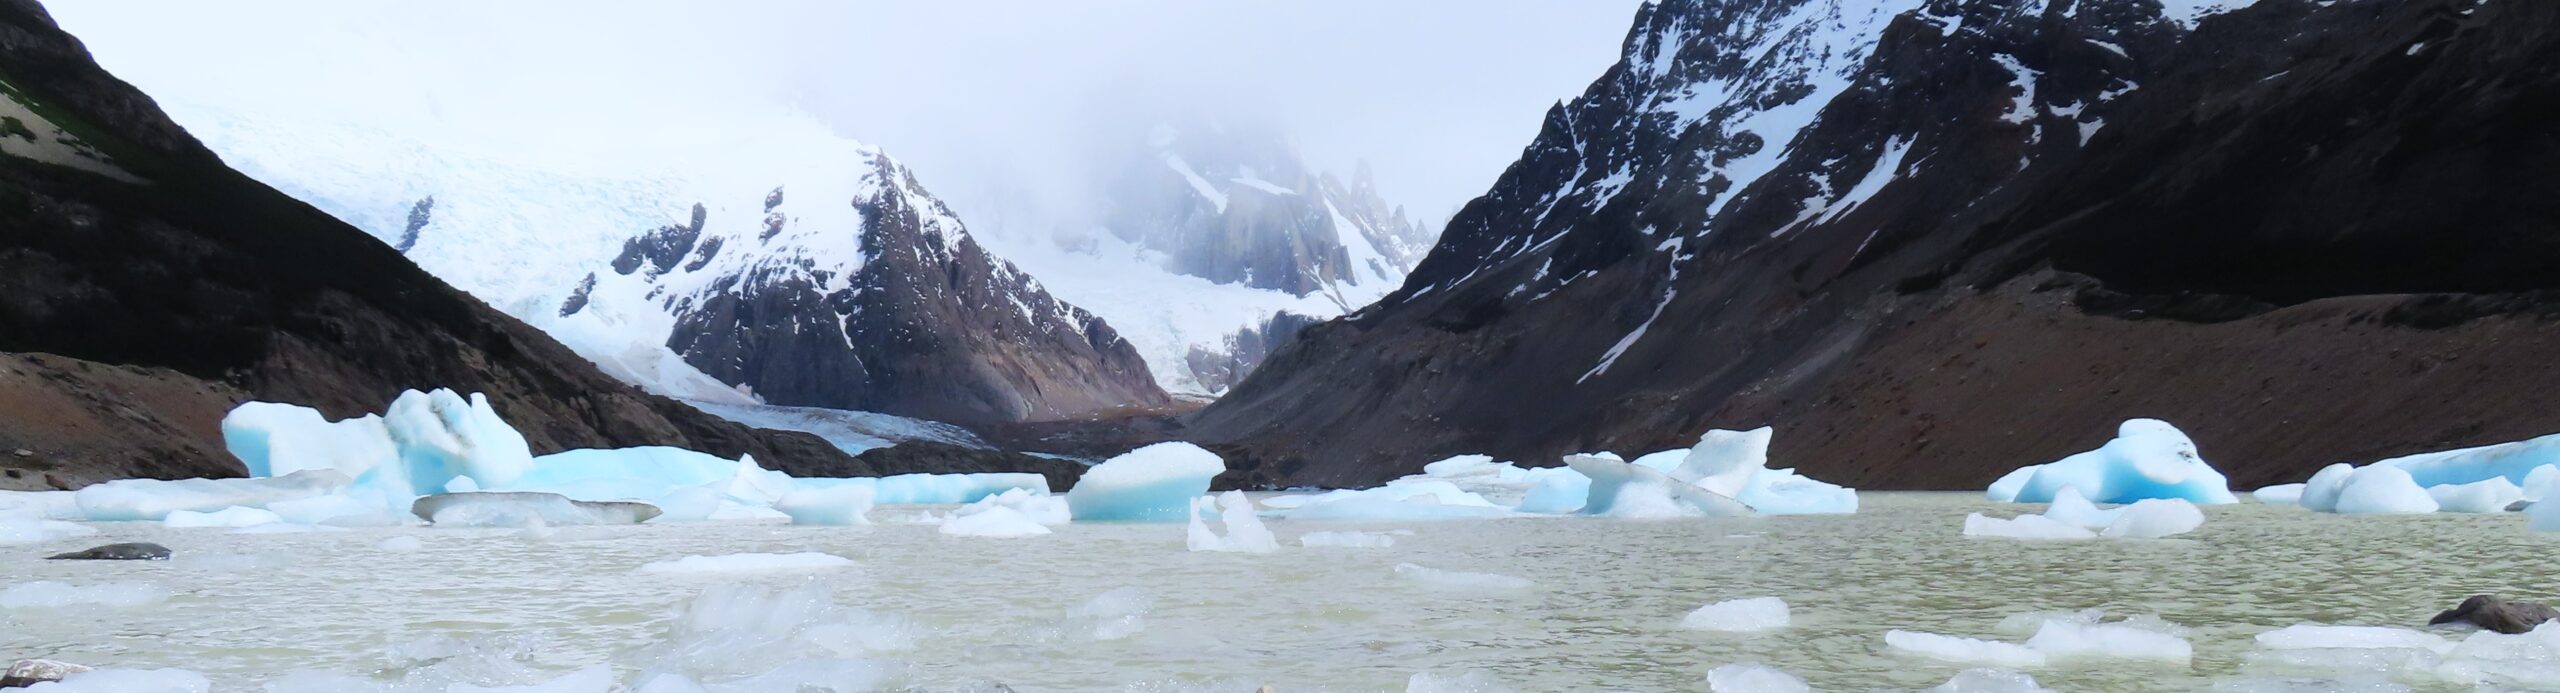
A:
[49, 1, 1642, 234]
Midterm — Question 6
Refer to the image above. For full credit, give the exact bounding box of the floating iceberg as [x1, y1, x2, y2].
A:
[1705, 663, 1807, 693]
[1962, 513, 2097, 540]
[773, 485, 874, 526]
[222, 389, 535, 500]
[938, 505, 1052, 537]
[1666, 427, 1857, 514]
[1186, 491, 1277, 553]
[636, 552, 853, 575]
[1394, 563, 1535, 593]
[163, 506, 286, 529]
[413, 492, 661, 526]
[1066, 442, 1224, 522]
[1267, 479, 1509, 522]
[1681, 597, 1791, 633]
[2328, 465, 2439, 515]
[2040, 487, 2122, 529]
[2023, 619, 2192, 662]
[1885, 630, 2048, 668]
[2427, 477, 2524, 514]
[74, 470, 350, 521]
[1989, 419, 2236, 505]
[1567, 454, 1752, 518]
[951, 488, 1072, 526]
[2376, 432, 2560, 488]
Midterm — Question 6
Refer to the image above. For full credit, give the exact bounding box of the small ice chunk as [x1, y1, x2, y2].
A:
[774, 485, 875, 526]
[1681, 597, 1791, 633]
[2253, 624, 2454, 653]
[1924, 669, 2055, 693]
[1705, 662, 1808, 693]
[379, 536, 425, 552]
[1069, 587, 1153, 641]
[2100, 499, 2205, 538]
[2253, 483, 2306, 505]
[1996, 419, 2237, 505]
[1395, 563, 1535, 593]
[1299, 531, 1397, 548]
[21, 668, 211, 692]
[1185, 491, 1277, 553]
[2427, 478, 2524, 514]
[1886, 630, 2048, 668]
[163, 506, 285, 529]
[2024, 619, 2193, 662]
[953, 488, 1071, 526]
[938, 505, 1052, 537]
[1066, 442, 1225, 522]
[2333, 465, 2439, 514]
[0, 581, 170, 610]
[637, 552, 853, 575]
[1962, 512, 2097, 540]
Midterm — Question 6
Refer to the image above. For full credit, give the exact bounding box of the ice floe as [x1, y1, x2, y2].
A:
[938, 505, 1052, 537]
[1886, 630, 2049, 668]
[1705, 662, 1808, 693]
[1394, 563, 1535, 593]
[1066, 442, 1224, 522]
[1966, 492, 2203, 540]
[1985, 419, 2237, 505]
[773, 485, 875, 526]
[1186, 491, 1277, 553]
[1681, 597, 1791, 633]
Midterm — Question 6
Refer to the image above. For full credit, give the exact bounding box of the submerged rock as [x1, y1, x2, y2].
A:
[2430, 595, 2560, 634]
[44, 542, 172, 561]
[2, 658, 93, 687]
[411, 492, 661, 526]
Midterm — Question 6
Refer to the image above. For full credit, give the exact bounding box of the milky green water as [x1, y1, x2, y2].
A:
[2, 492, 2555, 691]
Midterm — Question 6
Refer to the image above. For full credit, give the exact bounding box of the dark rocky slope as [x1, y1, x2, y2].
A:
[1192, 0, 2560, 490]
[0, 0, 1076, 489]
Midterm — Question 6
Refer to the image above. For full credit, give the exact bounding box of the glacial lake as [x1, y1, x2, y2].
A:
[4, 492, 2557, 691]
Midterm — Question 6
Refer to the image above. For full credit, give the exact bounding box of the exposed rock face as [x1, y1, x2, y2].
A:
[2431, 595, 2560, 635]
[583, 154, 1171, 426]
[1104, 119, 1434, 304]
[1193, 0, 2560, 489]
[0, 0, 1012, 484]
[1185, 311, 1321, 395]
[46, 542, 171, 561]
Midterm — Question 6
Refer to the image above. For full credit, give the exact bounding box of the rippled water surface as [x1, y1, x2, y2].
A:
[5, 492, 2557, 691]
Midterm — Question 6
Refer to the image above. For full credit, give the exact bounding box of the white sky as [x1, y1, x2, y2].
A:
[47, 1, 1642, 234]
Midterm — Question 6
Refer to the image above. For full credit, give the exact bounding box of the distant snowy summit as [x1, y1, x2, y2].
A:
[975, 118, 1441, 396]
[167, 107, 1167, 425]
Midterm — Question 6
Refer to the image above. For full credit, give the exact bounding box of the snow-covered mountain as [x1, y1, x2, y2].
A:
[1193, 0, 2560, 489]
[165, 105, 1168, 426]
[973, 119, 1439, 396]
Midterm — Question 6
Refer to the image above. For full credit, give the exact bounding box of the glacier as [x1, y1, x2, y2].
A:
[1065, 442, 1225, 522]
[1988, 419, 2236, 505]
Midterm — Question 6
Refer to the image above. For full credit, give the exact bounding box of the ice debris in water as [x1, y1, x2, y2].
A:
[2303, 464, 2439, 514]
[2427, 477, 2523, 514]
[1404, 669, 1515, 693]
[1682, 597, 1791, 633]
[632, 582, 909, 686]
[1966, 487, 2203, 540]
[1885, 630, 2049, 668]
[637, 553, 854, 575]
[2023, 619, 2194, 662]
[773, 485, 874, 526]
[1568, 454, 1752, 519]
[1987, 419, 2237, 505]
[954, 488, 1071, 526]
[74, 470, 349, 522]
[2243, 621, 2560, 688]
[418, 492, 658, 527]
[1394, 563, 1535, 593]
[0, 581, 170, 610]
[162, 505, 285, 528]
[1705, 662, 1808, 693]
[938, 505, 1052, 537]
[1066, 442, 1225, 522]
[2275, 432, 2560, 517]
[1186, 491, 1277, 553]
[1069, 587, 1153, 641]
[1298, 530, 1398, 548]
[1924, 669, 2055, 693]
[1264, 479, 1508, 521]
